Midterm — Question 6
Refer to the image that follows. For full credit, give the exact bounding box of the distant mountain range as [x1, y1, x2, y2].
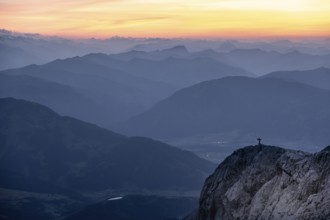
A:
[86, 46, 330, 76]
[83, 49, 251, 87]
[0, 55, 176, 126]
[0, 73, 109, 126]
[262, 67, 330, 90]
[3, 42, 329, 129]
[119, 75, 330, 151]
[0, 47, 252, 127]
[0, 29, 158, 70]
[2, 29, 330, 74]
[219, 49, 330, 75]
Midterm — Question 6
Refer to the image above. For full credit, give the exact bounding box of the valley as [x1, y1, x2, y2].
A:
[1, 29, 329, 219]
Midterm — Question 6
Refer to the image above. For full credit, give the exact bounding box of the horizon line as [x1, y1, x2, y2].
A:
[1, 28, 330, 41]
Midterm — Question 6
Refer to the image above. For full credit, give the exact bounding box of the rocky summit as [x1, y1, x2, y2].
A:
[188, 145, 330, 220]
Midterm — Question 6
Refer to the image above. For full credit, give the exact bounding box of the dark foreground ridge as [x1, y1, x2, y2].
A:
[0, 97, 215, 220]
[0, 97, 214, 192]
[186, 145, 330, 220]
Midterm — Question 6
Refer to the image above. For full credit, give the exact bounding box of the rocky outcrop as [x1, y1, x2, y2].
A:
[194, 145, 330, 220]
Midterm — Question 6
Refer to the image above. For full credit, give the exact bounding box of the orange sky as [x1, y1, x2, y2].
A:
[1, 0, 330, 38]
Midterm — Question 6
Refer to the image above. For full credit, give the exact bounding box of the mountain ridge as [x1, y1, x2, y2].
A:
[0, 55, 176, 126]
[119, 76, 330, 151]
[0, 97, 215, 192]
[262, 67, 330, 90]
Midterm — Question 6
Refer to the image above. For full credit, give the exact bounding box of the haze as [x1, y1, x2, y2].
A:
[1, 1, 330, 219]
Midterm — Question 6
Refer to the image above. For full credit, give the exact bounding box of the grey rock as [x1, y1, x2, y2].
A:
[195, 145, 330, 220]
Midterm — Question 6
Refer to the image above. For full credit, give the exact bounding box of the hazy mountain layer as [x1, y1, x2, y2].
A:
[262, 67, 330, 90]
[0, 29, 157, 70]
[85, 52, 251, 87]
[86, 46, 330, 79]
[120, 76, 330, 151]
[0, 73, 113, 126]
[0, 56, 175, 126]
[220, 49, 330, 75]
[2, 29, 329, 71]
[0, 98, 214, 193]
[97, 46, 330, 77]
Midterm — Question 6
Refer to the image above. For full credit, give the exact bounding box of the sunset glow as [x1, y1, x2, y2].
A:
[1, 0, 330, 38]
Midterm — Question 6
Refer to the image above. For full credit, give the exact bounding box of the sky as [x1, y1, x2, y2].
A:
[1, 0, 330, 39]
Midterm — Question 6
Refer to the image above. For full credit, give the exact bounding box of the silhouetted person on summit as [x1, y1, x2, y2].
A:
[257, 137, 262, 145]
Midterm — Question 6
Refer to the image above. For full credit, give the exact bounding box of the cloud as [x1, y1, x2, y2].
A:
[112, 16, 170, 25]
[1, 0, 329, 38]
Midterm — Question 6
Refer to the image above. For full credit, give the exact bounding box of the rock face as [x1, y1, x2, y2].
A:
[194, 145, 330, 220]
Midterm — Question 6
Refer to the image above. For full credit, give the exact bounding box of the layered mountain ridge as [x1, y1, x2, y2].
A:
[0, 97, 214, 192]
[262, 67, 330, 90]
[120, 76, 330, 151]
[0, 47, 252, 127]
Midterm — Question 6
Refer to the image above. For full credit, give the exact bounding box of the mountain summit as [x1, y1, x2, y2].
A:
[187, 145, 330, 220]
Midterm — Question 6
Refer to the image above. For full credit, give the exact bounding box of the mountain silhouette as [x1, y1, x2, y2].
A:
[0, 98, 215, 192]
[0, 73, 112, 125]
[84, 51, 251, 87]
[0, 56, 175, 126]
[262, 67, 330, 90]
[221, 49, 330, 75]
[120, 76, 330, 150]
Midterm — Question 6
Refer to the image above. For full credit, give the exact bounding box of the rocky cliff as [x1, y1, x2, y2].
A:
[191, 145, 330, 220]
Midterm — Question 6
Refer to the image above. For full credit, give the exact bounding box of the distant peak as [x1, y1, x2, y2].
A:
[85, 52, 108, 57]
[230, 48, 265, 53]
[0, 97, 59, 117]
[47, 56, 84, 65]
[232, 145, 286, 157]
[118, 50, 147, 56]
[128, 50, 145, 53]
[163, 45, 188, 52]
[287, 50, 303, 55]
